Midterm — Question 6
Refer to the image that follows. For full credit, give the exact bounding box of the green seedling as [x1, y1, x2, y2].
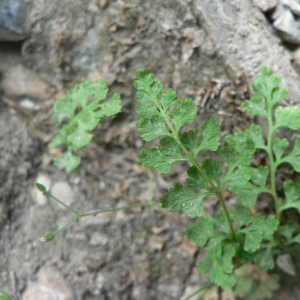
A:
[49, 79, 122, 172]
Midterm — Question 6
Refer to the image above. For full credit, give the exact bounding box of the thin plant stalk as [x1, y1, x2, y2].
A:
[266, 101, 284, 247]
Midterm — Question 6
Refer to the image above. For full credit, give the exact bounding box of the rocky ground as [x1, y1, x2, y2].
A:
[1, 1, 300, 299]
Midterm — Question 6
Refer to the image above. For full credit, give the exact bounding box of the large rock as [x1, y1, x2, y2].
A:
[194, 0, 300, 105]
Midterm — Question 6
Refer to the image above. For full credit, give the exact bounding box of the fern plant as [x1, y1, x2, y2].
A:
[134, 64, 300, 292]
[49, 79, 122, 172]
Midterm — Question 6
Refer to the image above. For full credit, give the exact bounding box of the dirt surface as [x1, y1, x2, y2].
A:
[1, 1, 300, 300]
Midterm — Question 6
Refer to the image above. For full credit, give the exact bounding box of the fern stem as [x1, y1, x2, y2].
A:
[266, 102, 284, 247]
[179, 141, 236, 240]
[192, 159, 236, 241]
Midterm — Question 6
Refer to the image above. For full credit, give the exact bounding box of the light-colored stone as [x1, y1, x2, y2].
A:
[271, 4, 286, 20]
[273, 9, 300, 43]
[2, 64, 50, 99]
[51, 182, 74, 208]
[253, 0, 278, 12]
[89, 232, 109, 246]
[148, 236, 164, 251]
[19, 99, 40, 111]
[22, 265, 73, 300]
[282, 0, 300, 15]
[95, 273, 106, 289]
[32, 174, 52, 206]
[276, 253, 296, 276]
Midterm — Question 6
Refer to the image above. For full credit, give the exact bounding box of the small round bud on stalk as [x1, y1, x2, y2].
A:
[40, 232, 55, 243]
